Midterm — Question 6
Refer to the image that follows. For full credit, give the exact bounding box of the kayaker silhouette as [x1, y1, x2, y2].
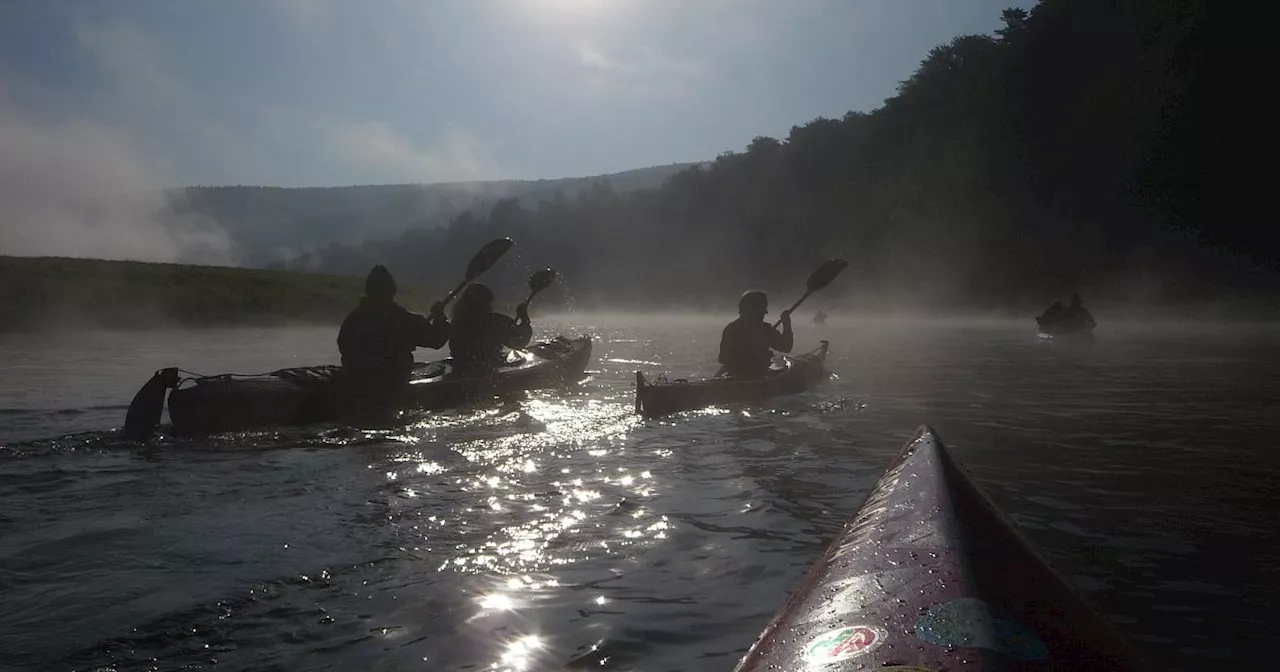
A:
[449, 282, 533, 370]
[1062, 293, 1096, 332]
[337, 265, 450, 384]
[1036, 300, 1064, 328]
[718, 290, 793, 378]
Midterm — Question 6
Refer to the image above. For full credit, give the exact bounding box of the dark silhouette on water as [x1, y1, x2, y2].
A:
[337, 265, 450, 385]
[718, 291, 794, 379]
[813, 310, 828, 324]
[449, 282, 533, 371]
[1037, 293, 1097, 336]
[1037, 300, 1064, 326]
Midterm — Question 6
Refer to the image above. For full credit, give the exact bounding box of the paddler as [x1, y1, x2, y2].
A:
[448, 282, 532, 370]
[1062, 292, 1097, 332]
[337, 265, 450, 384]
[1036, 300, 1065, 328]
[718, 290, 793, 378]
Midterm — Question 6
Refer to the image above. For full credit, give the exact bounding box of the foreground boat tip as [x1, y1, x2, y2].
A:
[734, 425, 1150, 672]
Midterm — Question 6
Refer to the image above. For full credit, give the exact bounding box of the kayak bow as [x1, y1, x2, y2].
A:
[734, 426, 1149, 671]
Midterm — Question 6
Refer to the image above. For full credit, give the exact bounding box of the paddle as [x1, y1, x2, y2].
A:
[437, 237, 515, 311]
[773, 259, 848, 328]
[518, 268, 557, 310]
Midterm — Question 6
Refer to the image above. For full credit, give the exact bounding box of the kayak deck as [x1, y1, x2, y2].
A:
[734, 426, 1149, 671]
[162, 335, 592, 434]
[634, 340, 829, 418]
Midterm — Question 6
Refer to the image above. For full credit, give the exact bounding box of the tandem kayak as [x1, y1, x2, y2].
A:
[124, 335, 592, 436]
[734, 426, 1149, 671]
[634, 341, 829, 418]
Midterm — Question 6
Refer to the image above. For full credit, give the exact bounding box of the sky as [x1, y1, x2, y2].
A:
[0, 0, 1034, 189]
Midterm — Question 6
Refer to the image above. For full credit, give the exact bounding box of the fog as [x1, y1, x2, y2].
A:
[0, 89, 234, 265]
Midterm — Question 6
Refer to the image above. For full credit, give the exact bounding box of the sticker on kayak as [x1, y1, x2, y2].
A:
[793, 566, 931, 625]
[914, 597, 1048, 660]
[804, 625, 886, 663]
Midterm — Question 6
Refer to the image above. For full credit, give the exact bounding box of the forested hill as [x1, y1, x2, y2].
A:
[166, 162, 701, 267]
[285, 0, 1263, 316]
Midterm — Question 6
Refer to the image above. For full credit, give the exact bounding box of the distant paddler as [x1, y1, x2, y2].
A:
[717, 259, 847, 379]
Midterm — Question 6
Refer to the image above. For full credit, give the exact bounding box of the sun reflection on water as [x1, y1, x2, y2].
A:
[372, 393, 671, 666]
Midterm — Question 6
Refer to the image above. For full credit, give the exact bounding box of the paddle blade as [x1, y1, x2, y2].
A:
[806, 259, 848, 293]
[528, 268, 557, 293]
[465, 237, 515, 281]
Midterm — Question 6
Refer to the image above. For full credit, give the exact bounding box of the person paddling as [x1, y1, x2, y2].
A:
[448, 282, 533, 370]
[337, 265, 449, 384]
[1036, 300, 1065, 329]
[1062, 293, 1096, 332]
[718, 290, 793, 378]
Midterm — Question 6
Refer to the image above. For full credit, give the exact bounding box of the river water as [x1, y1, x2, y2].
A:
[1, 316, 1276, 671]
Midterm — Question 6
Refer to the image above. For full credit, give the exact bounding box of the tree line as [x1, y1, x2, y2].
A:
[283, 0, 1259, 316]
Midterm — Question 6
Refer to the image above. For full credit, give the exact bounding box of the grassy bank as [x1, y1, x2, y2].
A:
[0, 256, 436, 332]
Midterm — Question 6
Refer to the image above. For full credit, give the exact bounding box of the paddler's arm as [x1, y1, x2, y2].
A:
[407, 303, 450, 349]
[772, 310, 794, 353]
[500, 307, 533, 350]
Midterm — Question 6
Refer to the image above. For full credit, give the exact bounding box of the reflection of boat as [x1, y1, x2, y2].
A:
[813, 310, 828, 324]
[126, 336, 593, 436]
[634, 341, 829, 418]
[734, 426, 1150, 671]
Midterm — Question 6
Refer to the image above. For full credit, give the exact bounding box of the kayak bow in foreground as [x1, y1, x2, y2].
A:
[734, 426, 1149, 671]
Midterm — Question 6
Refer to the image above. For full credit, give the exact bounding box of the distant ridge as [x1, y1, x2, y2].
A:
[163, 162, 706, 266]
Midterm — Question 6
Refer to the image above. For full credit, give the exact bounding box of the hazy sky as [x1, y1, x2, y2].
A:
[0, 0, 1033, 188]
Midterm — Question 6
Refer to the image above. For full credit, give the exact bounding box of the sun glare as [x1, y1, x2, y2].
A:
[537, 0, 608, 13]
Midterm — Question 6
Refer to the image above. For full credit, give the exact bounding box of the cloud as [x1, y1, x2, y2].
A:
[318, 120, 488, 184]
[0, 82, 235, 264]
[571, 39, 706, 99]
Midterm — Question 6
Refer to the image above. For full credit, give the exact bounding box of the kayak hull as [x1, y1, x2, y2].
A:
[734, 426, 1149, 671]
[1037, 328, 1096, 344]
[166, 335, 592, 434]
[634, 341, 829, 418]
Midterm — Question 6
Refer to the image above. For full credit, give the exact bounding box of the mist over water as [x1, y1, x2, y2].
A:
[1, 316, 1277, 670]
[0, 88, 234, 265]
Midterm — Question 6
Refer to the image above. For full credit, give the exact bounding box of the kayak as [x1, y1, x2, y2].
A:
[734, 426, 1150, 671]
[634, 341, 829, 418]
[1037, 327, 1096, 344]
[129, 335, 592, 436]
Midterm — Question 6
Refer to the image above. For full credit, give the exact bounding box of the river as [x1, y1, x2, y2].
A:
[1, 316, 1276, 671]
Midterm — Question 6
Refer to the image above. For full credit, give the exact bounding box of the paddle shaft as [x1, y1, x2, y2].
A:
[439, 278, 471, 310]
[772, 291, 811, 328]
